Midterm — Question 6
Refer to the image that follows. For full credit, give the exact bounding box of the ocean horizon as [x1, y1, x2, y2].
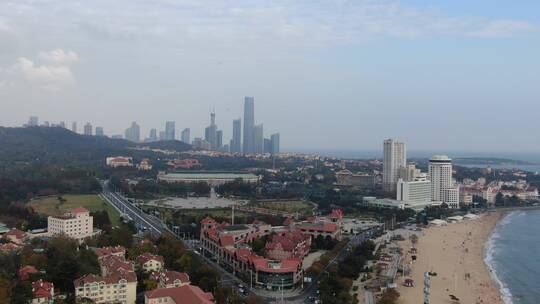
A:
[284, 148, 540, 162]
[485, 210, 540, 304]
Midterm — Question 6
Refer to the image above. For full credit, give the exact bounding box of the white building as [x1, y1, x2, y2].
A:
[47, 208, 94, 241]
[398, 164, 421, 182]
[429, 155, 460, 208]
[396, 174, 433, 211]
[383, 139, 406, 192]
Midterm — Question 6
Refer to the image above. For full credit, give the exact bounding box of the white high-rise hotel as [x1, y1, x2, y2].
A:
[383, 139, 407, 192]
[428, 155, 460, 208]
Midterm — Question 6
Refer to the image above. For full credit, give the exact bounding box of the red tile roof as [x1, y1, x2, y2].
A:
[145, 285, 214, 304]
[32, 280, 54, 299]
[74, 269, 137, 287]
[101, 255, 134, 273]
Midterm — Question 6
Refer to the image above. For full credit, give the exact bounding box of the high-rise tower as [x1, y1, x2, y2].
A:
[243, 97, 255, 153]
[231, 119, 242, 153]
[383, 139, 407, 192]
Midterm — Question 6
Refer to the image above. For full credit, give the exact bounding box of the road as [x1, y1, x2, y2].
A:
[100, 181, 165, 237]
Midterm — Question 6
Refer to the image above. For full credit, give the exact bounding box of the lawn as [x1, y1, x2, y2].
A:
[256, 200, 314, 214]
[29, 194, 121, 226]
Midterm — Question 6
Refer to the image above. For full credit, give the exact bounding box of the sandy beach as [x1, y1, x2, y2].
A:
[397, 212, 503, 304]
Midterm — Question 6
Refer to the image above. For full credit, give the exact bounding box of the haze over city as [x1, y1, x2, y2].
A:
[1, 0, 539, 152]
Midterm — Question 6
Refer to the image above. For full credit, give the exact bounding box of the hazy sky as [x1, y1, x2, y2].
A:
[1, 0, 539, 152]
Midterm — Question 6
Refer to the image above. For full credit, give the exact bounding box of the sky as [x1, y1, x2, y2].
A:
[0, 0, 539, 152]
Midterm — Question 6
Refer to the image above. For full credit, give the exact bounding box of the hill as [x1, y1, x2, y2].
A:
[0, 126, 192, 166]
[140, 139, 192, 152]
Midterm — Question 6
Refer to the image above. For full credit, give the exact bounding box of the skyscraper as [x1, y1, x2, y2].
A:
[231, 119, 242, 153]
[243, 97, 255, 153]
[95, 127, 104, 136]
[264, 138, 272, 154]
[148, 128, 158, 142]
[83, 123, 93, 136]
[216, 130, 223, 149]
[383, 139, 407, 192]
[270, 133, 280, 154]
[165, 121, 175, 140]
[204, 111, 218, 150]
[254, 124, 264, 154]
[28, 116, 39, 127]
[71, 122, 77, 133]
[181, 128, 190, 144]
[59, 121, 66, 128]
[429, 155, 460, 208]
[125, 122, 140, 142]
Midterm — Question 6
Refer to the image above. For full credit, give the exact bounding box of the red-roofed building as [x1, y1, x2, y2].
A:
[100, 255, 135, 277]
[19, 265, 39, 280]
[31, 280, 54, 304]
[150, 270, 190, 289]
[145, 285, 214, 304]
[106, 156, 133, 168]
[200, 218, 303, 290]
[3, 228, 28, 244]
[137, 253, 165, 273]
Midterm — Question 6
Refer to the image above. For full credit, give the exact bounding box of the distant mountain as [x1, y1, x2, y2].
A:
[453, 157, 536, 166]
[0, 127, 191, 166]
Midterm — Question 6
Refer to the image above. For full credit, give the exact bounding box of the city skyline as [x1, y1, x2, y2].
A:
[1, 1, 540, 152]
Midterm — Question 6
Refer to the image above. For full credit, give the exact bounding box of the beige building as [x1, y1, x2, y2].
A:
[75, 246, 137, 304]
[74, 270, 137, 304]
[137, 253, 164, 273]
[47, 208, 94, 241]
[145, 285, 214, 304]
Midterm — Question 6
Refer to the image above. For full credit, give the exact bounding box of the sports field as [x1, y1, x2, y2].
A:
[29, 194, 121, 225]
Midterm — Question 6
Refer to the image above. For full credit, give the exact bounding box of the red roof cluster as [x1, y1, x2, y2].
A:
[101, 255, 134, 274]
[145, 285, 214, 304]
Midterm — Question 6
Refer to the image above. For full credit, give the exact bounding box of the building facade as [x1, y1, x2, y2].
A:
[429, 155, 460, 208]
[231, 119, 242, 153]
[396, 175, 433, 210]
[243, 97, 255, 153]
[47, 208, 94, 241]
[181, 128, 191, 144]
[383, 139, 406, 192]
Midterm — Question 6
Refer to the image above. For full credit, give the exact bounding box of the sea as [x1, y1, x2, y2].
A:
[485, 210, 540, 304]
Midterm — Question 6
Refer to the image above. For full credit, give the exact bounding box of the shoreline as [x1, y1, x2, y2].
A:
[396, 212, 504, 304]
[484, 214, 512, 304]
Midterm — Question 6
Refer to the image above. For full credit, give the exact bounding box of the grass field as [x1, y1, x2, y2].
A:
[256, 200, 314, 214]
[29, 194, 121, 225]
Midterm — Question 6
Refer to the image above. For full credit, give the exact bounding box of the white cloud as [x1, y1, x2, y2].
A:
[0, 49, 80, 91]
[39, 49, 80, 65]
